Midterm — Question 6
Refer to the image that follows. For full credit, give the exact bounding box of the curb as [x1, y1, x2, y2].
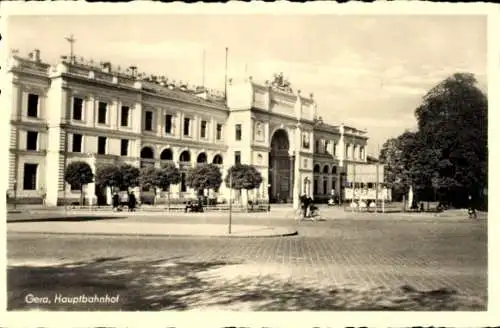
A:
[7, 229, 299, 239]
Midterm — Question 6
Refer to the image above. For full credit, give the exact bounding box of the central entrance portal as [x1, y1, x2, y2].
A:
[268, 129, 293, 203]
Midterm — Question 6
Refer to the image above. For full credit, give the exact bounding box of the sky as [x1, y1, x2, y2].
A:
[7, 14, 487, 156]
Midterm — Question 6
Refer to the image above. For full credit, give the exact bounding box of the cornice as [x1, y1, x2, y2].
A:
[11, 120, 49, 131]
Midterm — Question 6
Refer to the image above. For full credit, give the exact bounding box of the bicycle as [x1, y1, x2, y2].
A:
[295, 205, 321, 222]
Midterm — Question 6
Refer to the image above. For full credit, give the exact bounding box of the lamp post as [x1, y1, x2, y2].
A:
[228, 170, 233, 234]
[13, 181, 17, 210]
[267, 183, 271, 212]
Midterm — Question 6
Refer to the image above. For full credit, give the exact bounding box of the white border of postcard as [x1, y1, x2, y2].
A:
[0, 1, 498, 327]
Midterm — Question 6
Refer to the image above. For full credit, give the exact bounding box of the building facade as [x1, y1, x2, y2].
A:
[6, 50, 370, 209]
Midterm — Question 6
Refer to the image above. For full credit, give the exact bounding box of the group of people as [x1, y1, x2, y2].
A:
[112, 191, 137, 212]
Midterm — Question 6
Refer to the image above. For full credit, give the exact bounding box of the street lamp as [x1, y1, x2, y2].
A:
[13, 181, 17, 210]
[267, 183, 271, 212]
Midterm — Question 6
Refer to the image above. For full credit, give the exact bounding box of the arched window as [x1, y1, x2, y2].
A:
[197, 152, 207, 164]
[323, 165, 329, 174]
[179, 150, 191, 163]
[313, 164, 320, 173]
[140, 147, 154, 159]
[332, 166, 337, 175]
[160, 148, 173, 161]
[213, 154, 223, 164]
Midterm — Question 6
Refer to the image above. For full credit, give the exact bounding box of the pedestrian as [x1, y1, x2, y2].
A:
[300, 193, 308, 219]
[128, 191, 136, 212]
[112, 192, 120, 211]
[306, 195, 314, 219]
[468, 194, 477, 219]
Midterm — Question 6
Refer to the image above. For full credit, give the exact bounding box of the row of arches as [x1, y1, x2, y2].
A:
[313, 164, 337, 175]
[140, 147, 223, 165]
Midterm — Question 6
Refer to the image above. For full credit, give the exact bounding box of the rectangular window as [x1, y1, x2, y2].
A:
[360, 147, 364, 160]
[27, 94, 39, 118]
[23, 163, 38, 190]
[216, 123, 222, 140]
[333, 143, 337, 157]
[234, 151, 241, 165]
[315, 140, 320, 153]
[72, 134, 82, 153]
[26, 131, 38, 151]
[98, 102, 107, 124]
[73, 97, 83, 121]
[235, 124, 242, 141]
[97, 136, 107, 155]
[144, 111, 153, 131]
[184, 118, 190, 136]
[200, 120, 207, 139]
[165, 114, 173, 134]
[325, 140, 330, 154]
[121, 106, 129, 127]
[120, 139, 129, 156]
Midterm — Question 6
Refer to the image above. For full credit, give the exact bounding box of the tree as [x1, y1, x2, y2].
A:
[118, 164, 141, 191]
[186, 164, 222, 204]
[95, 164, 121, 191]
[379, 131, 419, 201]
[139, 166, 161, 205]
[95, 163, 140, 193]
[224, 164, 263, 206]
[64, 161, 94, 206]
[159, 163, 182, 208]
[413, 72, 487, 208]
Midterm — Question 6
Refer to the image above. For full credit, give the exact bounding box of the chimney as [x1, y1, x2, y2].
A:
[129, 66, 137, 77]
[102, 62, 111, 73]
[33, 49, 41, 62]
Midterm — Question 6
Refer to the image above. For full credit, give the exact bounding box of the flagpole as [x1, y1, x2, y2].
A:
[224, 47, 228, 100]
[228, 170, 232, 234]
[202, 48, 206, 88]
[376, 143, 380, 213]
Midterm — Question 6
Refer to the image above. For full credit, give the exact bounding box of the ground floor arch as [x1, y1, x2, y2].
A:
[268, 128, 294, 203]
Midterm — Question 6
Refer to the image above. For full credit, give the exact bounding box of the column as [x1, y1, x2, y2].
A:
[289, 155, 294, 202]
[157, 108, 163, 137]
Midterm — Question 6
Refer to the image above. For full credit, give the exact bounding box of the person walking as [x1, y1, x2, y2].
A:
[112, 192, 120, 211]
[128, 191, 137, 212]
[468, 194, 477, 219]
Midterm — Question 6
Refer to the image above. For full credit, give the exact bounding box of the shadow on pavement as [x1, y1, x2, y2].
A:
[8, 257, 486, 311]
[7, 216, 126, 223]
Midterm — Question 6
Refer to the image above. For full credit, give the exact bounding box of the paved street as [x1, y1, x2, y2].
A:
[7, 212, 487, 311]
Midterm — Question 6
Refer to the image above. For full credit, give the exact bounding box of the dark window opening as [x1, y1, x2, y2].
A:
[98, 102, 107, 124]
[73, 97, 83, 121]
[234, 151, 241, 165]
[72, 134, 82, 153]
[181, 172, 187, 192]
[184, 118, 190, 136]
[27, 94, 39, 118]
[165, 114, 172, 134]
[200, 120, 207, 139]
[145, 111, 153, 131]
[216, 123, 222, 140]
[26, 131, 38, 151]
[97, 136, 107, 155]
[121, 106, 129, 127]
[23, 163, 38, 190]
[235, 124, 242, 141]
[121, 139, 129, 156]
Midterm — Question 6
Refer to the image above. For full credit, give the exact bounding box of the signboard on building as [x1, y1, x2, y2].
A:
[346, 163, 384, 184]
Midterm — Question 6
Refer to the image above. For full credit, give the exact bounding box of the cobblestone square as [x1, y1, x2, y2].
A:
[7, 214, 487, 310]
